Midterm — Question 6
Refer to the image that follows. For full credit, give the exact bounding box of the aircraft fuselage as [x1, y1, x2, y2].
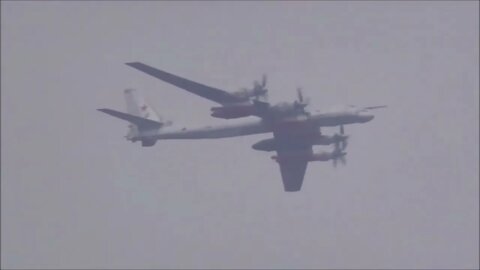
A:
[132, 109, 374, 143]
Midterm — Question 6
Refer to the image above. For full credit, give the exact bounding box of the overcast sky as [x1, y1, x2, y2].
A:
[1, 1, 478, 269]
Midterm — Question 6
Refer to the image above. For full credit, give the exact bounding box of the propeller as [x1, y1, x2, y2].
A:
[332, 155, 347, 168]
[339, 125, 348, 150]
[236, 74, 269, 101]
[260, 74, 267, 88]
[251, 74, 268, 101]
[297, 87, 304, 103]
[293, 87, 310, 115]
[332, 140, 347, 168]
[253, 74, 267, 90]
[332, 125, 348, 150]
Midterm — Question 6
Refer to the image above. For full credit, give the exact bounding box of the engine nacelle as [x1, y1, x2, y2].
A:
[210, 105, 257, 119]
[141, 139, 157, 147]
[252, 138, 313, 152]
[271, 151, 332, 163]
[251, 138, 277, 151]
[309, 152, 334, 161]
[252, 134, 346, 152]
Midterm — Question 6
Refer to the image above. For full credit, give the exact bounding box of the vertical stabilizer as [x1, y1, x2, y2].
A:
[98, 89, 171, 147]
[124, 88, 160, 122]
[123, 89, 166, 146]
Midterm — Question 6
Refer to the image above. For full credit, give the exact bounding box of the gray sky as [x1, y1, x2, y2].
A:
[1, 1, 478, 269]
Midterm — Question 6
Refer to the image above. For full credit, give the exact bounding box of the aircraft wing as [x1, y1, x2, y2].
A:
[273, 126, 317, 191]
[125, 62, 244, 105]
[271, 121, 319, 191]
[276, 147, 311, 192]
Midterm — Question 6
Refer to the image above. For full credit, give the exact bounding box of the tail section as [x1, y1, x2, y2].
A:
[124, 88, 161, 122]
[97, 109, 164, 130]
[98, 89, 171, 147]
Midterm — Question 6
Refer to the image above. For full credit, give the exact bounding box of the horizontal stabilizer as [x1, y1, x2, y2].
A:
[98, 108, 163, 129]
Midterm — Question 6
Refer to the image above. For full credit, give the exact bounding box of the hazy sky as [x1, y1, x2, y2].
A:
[2, 1, 478, 269]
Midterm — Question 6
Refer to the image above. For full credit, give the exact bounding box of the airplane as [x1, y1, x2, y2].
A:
[99, 82, 384, 191]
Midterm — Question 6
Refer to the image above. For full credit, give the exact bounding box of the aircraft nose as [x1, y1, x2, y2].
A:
[360, 114, 374, 122]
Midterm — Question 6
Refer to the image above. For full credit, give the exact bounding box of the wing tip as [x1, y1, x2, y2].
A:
[97, 108, 116, 115]
[125, 62, 142, 67]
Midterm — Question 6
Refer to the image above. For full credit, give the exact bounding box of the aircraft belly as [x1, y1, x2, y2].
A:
[311, 114, 358, 127]
[155, 121, 270, 139]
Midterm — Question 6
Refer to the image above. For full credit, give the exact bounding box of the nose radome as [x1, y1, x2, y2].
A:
[360, 114, 374, 122]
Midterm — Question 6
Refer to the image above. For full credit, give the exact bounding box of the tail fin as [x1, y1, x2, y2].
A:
[124, 88, 161, 122]
[98, 89, 171, 147]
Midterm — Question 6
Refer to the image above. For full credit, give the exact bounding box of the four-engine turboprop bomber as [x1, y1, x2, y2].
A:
[99, 63, 386, 191]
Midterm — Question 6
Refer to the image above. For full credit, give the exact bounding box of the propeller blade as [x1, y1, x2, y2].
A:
[340, 156, 346, 165]
[333, 158, 337, 168]
[339, 125, 346, 149]
[261, 74, 267, 87]
[333, 140, 342, 156]
[297, 87, 304, 103]
[336, 140, 341, 150]
[341, 138, 348, 150]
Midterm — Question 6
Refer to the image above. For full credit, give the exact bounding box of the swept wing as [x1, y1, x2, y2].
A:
[275, 146, 311, 192]
[271, 122, 318, 191]
[126, 62, 244, 105]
